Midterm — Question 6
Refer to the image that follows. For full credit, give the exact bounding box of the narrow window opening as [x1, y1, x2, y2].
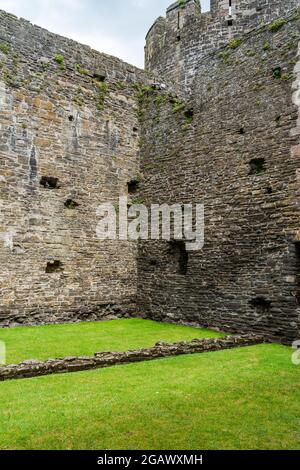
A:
[227, 19, 233, 26]
[272, 67, 282, 79]
[249, 297, 272, 312]
[169, 240, 189, 275]
[127, 179, 140, 195]
[46, 260, 64, 273]
[176, 35, 181, 42]
[40, 176, 59, 189]
[177, 11, 180, 29]
[64, 199, 79, 209]
[249, 158, 266, 175]
[229, 0, 232, 16]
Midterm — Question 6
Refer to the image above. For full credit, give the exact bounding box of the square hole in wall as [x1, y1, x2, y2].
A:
[127, 179, 140, 195]
[64, 199, 79, 209]
[93, 72, 106, 82]
[40, 176, 59, 189]
[249, 297, 271, 313]
[249, 158, 266, 176]
[295, 241, 300, 258]
[184, 108, 194, 123]
[272, 67, 282, 80]
[46, 260, 64, 273]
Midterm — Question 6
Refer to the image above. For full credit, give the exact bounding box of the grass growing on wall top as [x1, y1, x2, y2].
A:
[0, 318, 224, 365]
[0, 344, 298, 450]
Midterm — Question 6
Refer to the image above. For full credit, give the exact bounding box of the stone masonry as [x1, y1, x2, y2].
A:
[145, 0, 300, 91]
[140, 0, 300, 344]
[1, 2, 300, 343]
[0, 334, 265, 381]
[0, 10, 150, 326]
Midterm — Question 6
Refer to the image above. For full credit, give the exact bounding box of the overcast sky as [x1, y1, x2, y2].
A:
[0, 0, 210, 68]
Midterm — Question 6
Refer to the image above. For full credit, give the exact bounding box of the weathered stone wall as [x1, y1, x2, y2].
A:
[0, 334, 265, 381]
[145, 0, 299, 91]
[138, 14, 300, 343]
[1, 3, 300, 343]
[0, 10, 149, 326]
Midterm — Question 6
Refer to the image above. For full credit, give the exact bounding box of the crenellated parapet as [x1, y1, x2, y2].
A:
[166, 0, 201, 28]
[145, 0, 300, 91]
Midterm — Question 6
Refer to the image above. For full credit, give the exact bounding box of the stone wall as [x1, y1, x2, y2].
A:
[138, 13, 300, 343]
[0, 334, 265, 381]
[145, 0, 299, 91]
[0, 10, 149, 326]
[1, 4, 300, 343]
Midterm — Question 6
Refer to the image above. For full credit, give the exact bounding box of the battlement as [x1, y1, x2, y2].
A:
[145, 0, 299, 89]
[166, 0, 201, 14]
[145, 0, 201, 42]
[166, 0, 201, 25]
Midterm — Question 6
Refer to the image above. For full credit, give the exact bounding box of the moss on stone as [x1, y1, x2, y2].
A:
[268, 18, 287, 33]
[75, 63, 89, 75]
[245, 49, 256, 57]
[131, 197, 145, 205]
[228, 38, 243, 49]
[281, 73, 293, 81]
[54, 54, 66, 69]
[172, 100, 185, 113]
[116, 81, 126, 90]
[291, 9, 300, 21]
[177, 0, 187, 9]
[218, 50, 233, 64]
[0, 42, 10, 54]
[73, 87, 84, 107]
[94, 81, 109, 111]
[2, 69, 19, 88]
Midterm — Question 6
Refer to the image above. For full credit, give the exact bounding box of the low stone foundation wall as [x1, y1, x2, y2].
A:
[0, 334, 265, 382]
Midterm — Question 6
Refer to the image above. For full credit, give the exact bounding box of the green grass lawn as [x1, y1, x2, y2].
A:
[0, 319, 223, 365]
[0, 343, 299, 450]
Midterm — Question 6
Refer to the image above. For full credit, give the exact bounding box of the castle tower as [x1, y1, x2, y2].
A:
[145, 0, 299, 87]
[165, 0, 201, 30]
[145, 0, 201, 76]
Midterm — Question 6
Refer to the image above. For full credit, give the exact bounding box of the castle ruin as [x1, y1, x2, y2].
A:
[0, 1, 300, 343]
